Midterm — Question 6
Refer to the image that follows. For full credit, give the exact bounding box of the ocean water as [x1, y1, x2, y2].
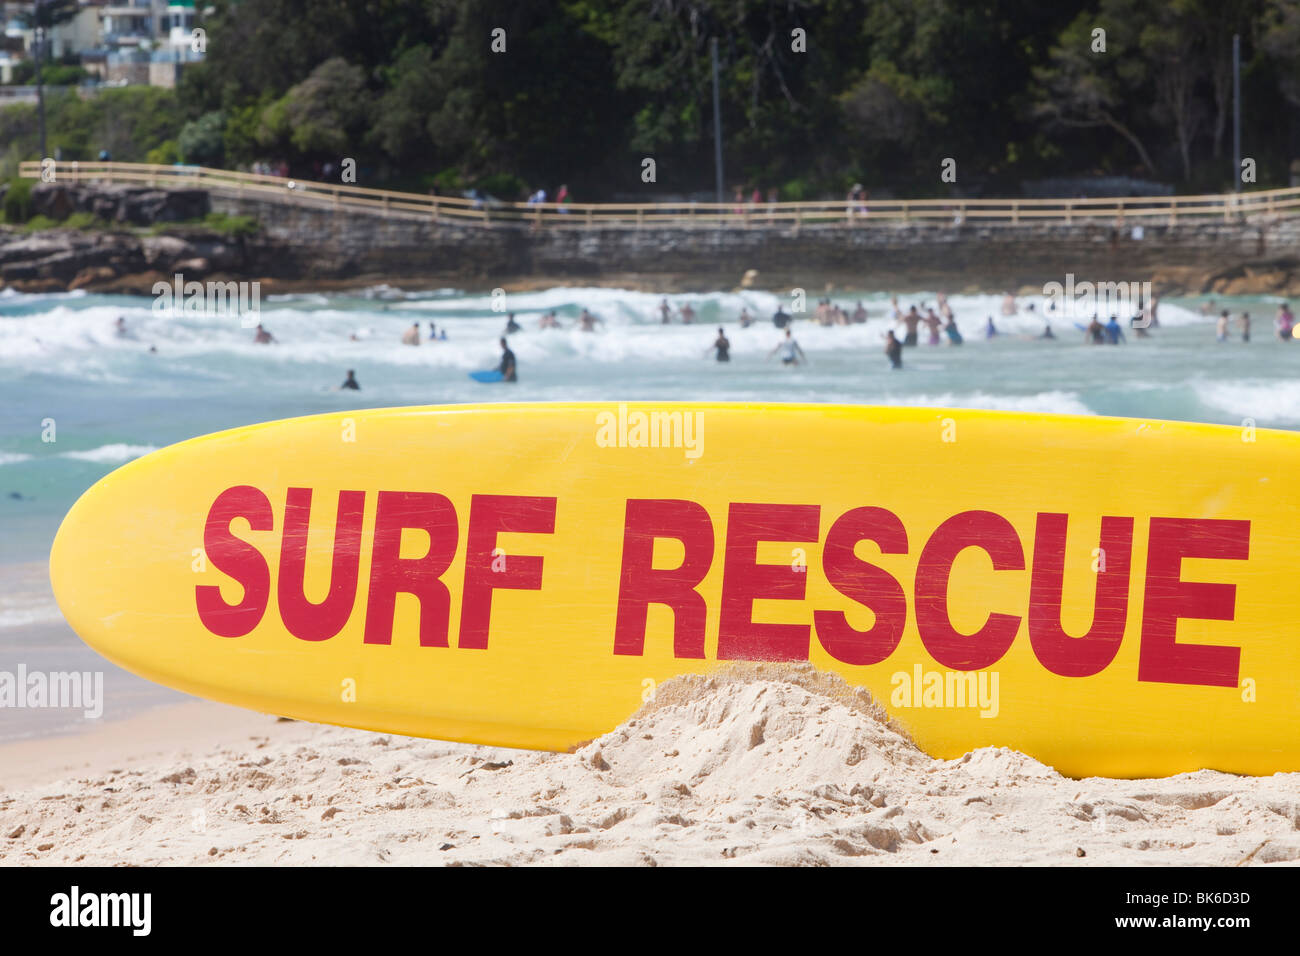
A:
[0, 284, 1294, 740]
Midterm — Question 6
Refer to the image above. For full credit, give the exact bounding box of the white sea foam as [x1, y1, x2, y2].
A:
[1196, 380, 1300, 424]
[59, 444, 157, 463]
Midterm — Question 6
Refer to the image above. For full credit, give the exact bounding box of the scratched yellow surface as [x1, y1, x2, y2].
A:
[48, 403, 1300, 777]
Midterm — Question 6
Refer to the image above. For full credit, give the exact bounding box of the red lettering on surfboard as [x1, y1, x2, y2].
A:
[1138, 517, 1249, 687]
[457, 494, 557, 650]
[364, 491, 459, 647]
[278, 488, 365, 642]
[192, 487, 1250, 691]
[915, 511, 1025, 671]
[613, 499, 713, 658]
[717, 503, 821, 661]
[1028, 513, 1133, 677]
[196, 485, 273, 637]
[813, 506, 909, 666]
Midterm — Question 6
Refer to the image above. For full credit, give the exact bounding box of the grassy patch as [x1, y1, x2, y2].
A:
[147, 212, 259, 239]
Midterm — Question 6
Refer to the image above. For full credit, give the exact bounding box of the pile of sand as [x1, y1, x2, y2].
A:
[3, 663, 1300, 866]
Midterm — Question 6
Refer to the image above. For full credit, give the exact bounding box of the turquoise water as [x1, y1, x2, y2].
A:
[0, 284, 1293, 738]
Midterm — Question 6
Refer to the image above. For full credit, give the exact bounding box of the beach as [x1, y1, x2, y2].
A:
[5, 286, 1300, 867]
[2, 665, 1298, 867]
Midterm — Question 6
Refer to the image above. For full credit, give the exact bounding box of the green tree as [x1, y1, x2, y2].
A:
[178, 111, 225, 166]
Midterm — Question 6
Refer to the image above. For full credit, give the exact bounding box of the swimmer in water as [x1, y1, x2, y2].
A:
[401, 323, 420, 346]
[1085, 315, 1104, 344]
[738, 307, 753, 328]
[1039, 323, 1056, 340]
[428, 321, 437, 340]
[1104, 315, 1125, 344]
[768, 328, 806, 366]
[944, 314, 963, 345]
[1276, 302, 1294, 342]
[900, 306, 922, 346]
[773, 306, 792, 328]
[710, 327, 731, 362]
[114, 316, 128, 337]
[498, 337, 517, 382]
[852, 301, 867, 324]
[254, 323, 276, 344]
[985, 316, 1000, 339]
[885, 330, 902, 369]
[340, 369, 360, 390]
[679, 302, 696, 324]
[659, 298, 673, 324]
[1239, 311, 1251, 342]
[1216, 310, 1230, 342]
[922, 308, 942, 345]
[937, 293, 954, 321]
[578, 308, 605, 332]
[505, 312, 522, 334]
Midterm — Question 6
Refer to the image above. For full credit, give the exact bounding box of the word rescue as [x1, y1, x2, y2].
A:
[197, 489, 1249, 688]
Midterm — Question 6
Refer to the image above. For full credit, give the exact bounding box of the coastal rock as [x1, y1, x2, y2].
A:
[31, 184, 210, 225]
[173, 257, 212, 275]
[69, 265, 118, 290]
[141, 235, 192, 267]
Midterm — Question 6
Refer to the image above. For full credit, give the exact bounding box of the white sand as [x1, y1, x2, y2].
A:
[2, 663, 1299, 866]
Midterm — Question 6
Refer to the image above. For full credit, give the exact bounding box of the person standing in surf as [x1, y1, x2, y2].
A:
[498, 338, 517, 382]
[709, 327, 731, 362]
[885, 330, 902, 369]
[900, 306, 922, 346]
[769, 328, 806, 366]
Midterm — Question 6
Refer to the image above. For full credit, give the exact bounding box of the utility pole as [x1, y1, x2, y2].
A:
[1233, 33, 1241, 193]
[711, 37, 724, 205]
[35, 16, 47, 160]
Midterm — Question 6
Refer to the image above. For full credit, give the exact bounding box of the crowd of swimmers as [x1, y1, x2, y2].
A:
[110, 289, 1297, 393]
[1203, 299, 1295, 343]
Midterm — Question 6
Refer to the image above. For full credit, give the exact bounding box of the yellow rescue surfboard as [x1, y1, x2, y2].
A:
[49, 403, 1295, 778]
